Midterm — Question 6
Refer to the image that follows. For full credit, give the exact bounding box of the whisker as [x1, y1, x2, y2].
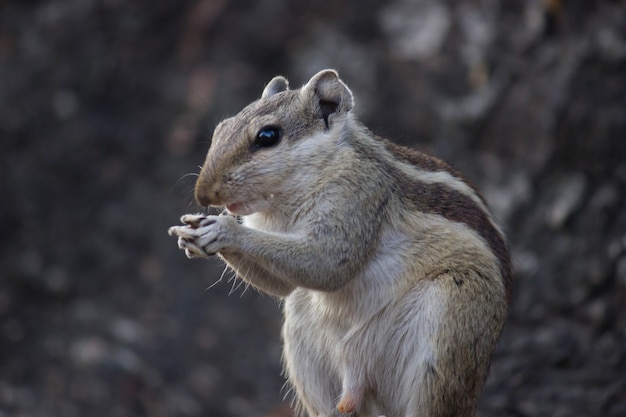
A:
[233, 279, 247, 295]
[281, 380, 296, 402]
[228, 276, 241, 295]
[206, 264, 231, 290]
[168, 172, 200, 194]
[239, 282, 251, 297]
[185, 199, 199, 212]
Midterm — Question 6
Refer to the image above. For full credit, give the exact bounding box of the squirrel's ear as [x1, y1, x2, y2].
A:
[262, 76, 289, 98]
[301, 69, 354, 128]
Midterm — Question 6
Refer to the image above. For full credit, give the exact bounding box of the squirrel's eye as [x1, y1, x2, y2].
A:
[253, 126, 281, 148]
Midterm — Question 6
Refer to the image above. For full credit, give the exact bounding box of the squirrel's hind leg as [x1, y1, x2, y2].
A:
[336, 379, 364, 414]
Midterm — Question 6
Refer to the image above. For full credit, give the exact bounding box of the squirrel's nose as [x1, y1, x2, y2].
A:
[194, 177, 221, 207]
[194, 190, 211, 208]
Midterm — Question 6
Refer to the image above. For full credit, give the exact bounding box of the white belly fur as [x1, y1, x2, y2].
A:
[282, 229, 447, 416]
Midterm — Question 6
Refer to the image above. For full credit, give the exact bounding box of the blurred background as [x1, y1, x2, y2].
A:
[1, 0, 625, 416]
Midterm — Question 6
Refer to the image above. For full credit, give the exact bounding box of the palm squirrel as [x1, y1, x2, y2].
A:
[168, 69, 512, 417]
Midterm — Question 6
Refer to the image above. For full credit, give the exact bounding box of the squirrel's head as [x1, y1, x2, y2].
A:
[195, 69, 354, 216]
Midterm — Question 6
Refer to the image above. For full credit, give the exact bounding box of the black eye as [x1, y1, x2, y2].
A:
[253, 126, 281, 149]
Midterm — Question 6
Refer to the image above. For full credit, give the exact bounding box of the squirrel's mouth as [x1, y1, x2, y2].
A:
[225, 202, 241, 212]
[225, 198, 271, 216]
[225, 202, 249, 215]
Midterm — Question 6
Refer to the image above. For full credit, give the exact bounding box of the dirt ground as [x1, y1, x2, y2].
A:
[1, 1, 625, 416]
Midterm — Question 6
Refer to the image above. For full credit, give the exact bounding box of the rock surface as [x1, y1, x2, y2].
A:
[1, 1, 625, 416]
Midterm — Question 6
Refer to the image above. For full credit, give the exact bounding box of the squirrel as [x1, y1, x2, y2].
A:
[168, 69, 512, 417]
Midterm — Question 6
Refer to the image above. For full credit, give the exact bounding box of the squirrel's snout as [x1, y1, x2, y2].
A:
[194, 189, 211, 208]
[194, 177, 221, 207]
[195, 157, 229, 207]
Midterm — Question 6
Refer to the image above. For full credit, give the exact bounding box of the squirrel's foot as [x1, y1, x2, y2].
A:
[336, 389, 361, 415]
[168, 214, 237, 258]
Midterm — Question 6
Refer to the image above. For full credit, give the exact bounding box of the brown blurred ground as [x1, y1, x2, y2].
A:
[1, 1, 625, 416]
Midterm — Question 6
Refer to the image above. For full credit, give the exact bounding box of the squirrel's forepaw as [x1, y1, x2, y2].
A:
[182, 238, 210, 259]
[168, 214, 236, 258]
[179, 213, 215, 228]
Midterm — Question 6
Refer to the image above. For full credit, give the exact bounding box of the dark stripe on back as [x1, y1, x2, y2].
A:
[382, 139, 485, 205]
[382, 140, 512, 302]
[409, 181, 512, 302]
